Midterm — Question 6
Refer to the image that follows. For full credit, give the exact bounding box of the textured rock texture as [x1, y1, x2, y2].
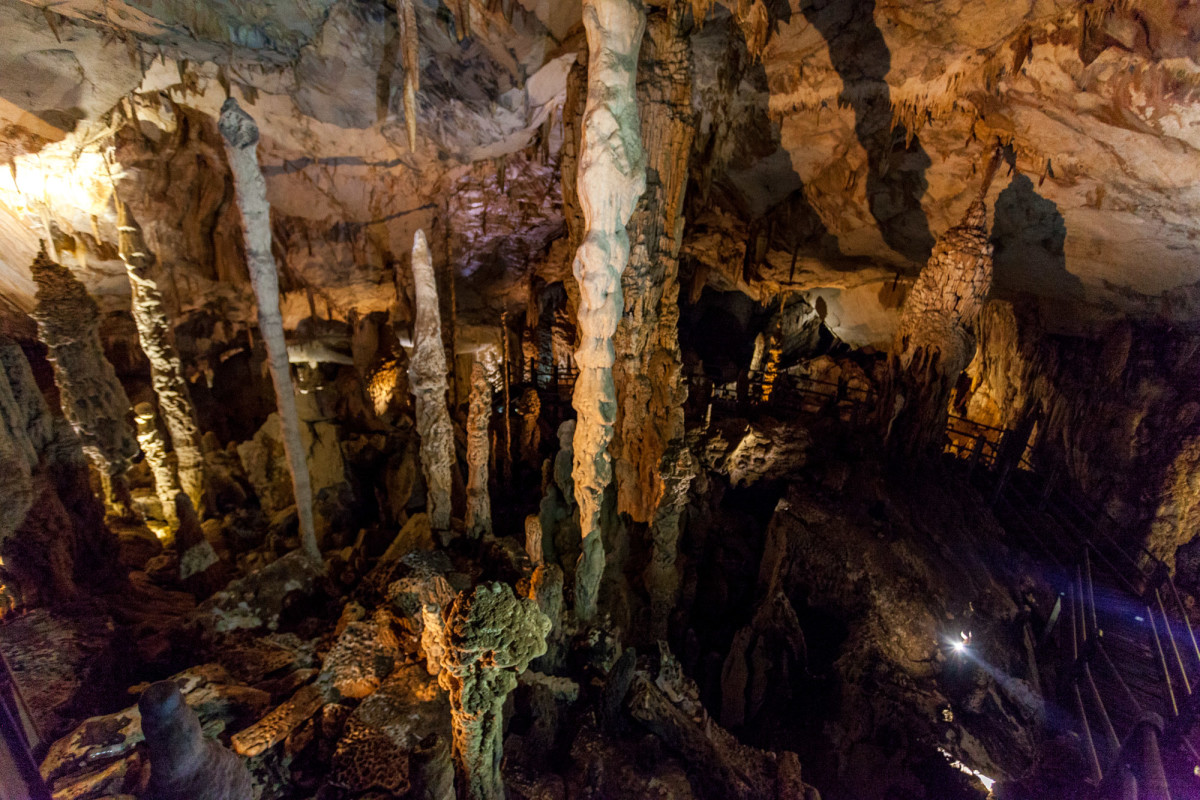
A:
[138, 680, 253, 800]
[219, 97, 319, 563]
[438, 582, 550, 800]
[465, 362, 492, 539]
[408, 229, 456, 533]
[115, 195, 206, 513]
[30, 245, 137, 487]
[880, 190, 993, 457]
[134, 402, 181, 528]
[570, 0, 647, 624]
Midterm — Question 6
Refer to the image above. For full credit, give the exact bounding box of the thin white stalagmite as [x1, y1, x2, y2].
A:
[218, 97, 320, 564]
[465, 361, 492, 538]
[115, 195, 207, 513]
[408, 230, 456, 533]
[570, 0, 647, 623]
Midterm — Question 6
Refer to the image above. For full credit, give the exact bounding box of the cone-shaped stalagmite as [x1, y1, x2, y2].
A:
[408, 230, 456, 533]
[570, 0, 647, 624]
[438, 582, 550, 800]
[30, 244, 138, 509]
[116, 196, 207, 512]
[881, 155, 999, 458]
[219, 97, 320, 563]
[465, 362, 492, 538]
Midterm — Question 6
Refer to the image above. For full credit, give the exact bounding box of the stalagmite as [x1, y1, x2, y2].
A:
[516, 388, 541, 466]
[465, 362, 493, 538]
[219, 97, 320, 563]
[408, 229, 456, 533]
[570, 0, 648, 624]
[438, 582, 550, 800]
[115, 196, 207, 512]
[880, 151, 1000, 458]
[30, 244, 138, 511]
[134, 402, 181, 529]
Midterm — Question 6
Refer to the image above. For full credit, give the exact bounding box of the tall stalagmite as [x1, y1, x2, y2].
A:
[611, 2, 697, 638]
[881, 162, 997, 458]
[219, 97, 320, 563]
[115, 196, 207, 512]
[438, 582, 550, 800]
[134, 402, 181, 529]
[408, 229, 455, 533]
[570, 0, 648, 623]
[30, 245, 138, 507]
[465, 362, 492, 538]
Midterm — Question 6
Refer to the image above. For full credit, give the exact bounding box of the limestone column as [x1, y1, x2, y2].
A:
[116, 197, 206, 512]
[30, 245, 138, 510]
[438, 582, 550, 800]
[465, 362, 492, 538]
[570, 0, 647, 624]
[408, 230, 456, 533]
[219, 98, 320, 563]
[134, 402, 181, 529]
[880, 154, 1000, 458]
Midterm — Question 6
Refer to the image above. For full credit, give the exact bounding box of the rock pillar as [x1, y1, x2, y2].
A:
[134, 402, 181, 529]
[407, 230, 456, 534]
[218, 97, 320, 563]
[570, 0, 647, 624]
[465, 362, 492, 538]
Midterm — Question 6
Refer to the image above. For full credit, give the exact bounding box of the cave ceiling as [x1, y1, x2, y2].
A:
[0, 0, 1198, 344]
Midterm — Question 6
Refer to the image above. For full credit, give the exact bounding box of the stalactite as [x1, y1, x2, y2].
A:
[880, 149, 1002, 458]
[438, 582, 550, 800]
[408, 229, 456, 533]
[398, 0, 420, 152]
[218, 97, 320, 564]
[30, 244, 138, 511]
[465, 362, 493, 539]
[115, 195, 207, 513]
[570, 0, 647, 624]
[500, 311, 513, 483]
[134, 402, 181, 530]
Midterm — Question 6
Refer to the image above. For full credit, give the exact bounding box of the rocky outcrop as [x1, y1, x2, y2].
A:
[116, 196, 207, 513]
[30, 245, 138, 506]
[138, 680, 253, 800]
[407, 229, 456, 534]
[438, 582, 550, 800]
[465, 362, 492, 539]
[880, 175, 995, 458]
[219, 97, 320, 563]
[570, 0, 648, 624]
[135, 402, 181, 529]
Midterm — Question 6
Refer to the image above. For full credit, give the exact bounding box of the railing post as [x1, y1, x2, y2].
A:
[1134, 714, 1171, 800]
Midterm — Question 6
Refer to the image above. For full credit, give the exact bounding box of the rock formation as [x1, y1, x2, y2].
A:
[880, 153, 1000, 458]
[29, 245, 138, 510]
[407, 229, 456, 534]
[438, 582, 551, 800]
[515, 387, 541, 466]
[115, 196, 207, 513]
[465, 362, 492, 538]
[134, 402, 181, 529]
[570, 0, 648, 624]
[219, 97, 320, 563]
[138, 680, 253, 800]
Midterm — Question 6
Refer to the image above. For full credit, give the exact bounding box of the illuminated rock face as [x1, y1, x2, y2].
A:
[408, 229, 456, 534]
[570, 0, 647, 624]
[438, 582, 550, 800]
[30, 245, 138, 508]
[882, 197, 993, 458]
[116, 198, 207, 513]
[465, 362, 492, 539]
[218, 97, 319, 563]
[134, 402, 181, 528]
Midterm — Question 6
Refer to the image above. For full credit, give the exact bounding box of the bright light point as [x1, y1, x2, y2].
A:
[938, 747, 996, 792]
[953, 641, 966, 653]
[1135, 615, 1144, 622]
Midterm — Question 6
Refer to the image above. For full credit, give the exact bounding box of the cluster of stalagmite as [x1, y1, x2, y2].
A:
[611, 1, 698, 638]
[134, 403, 181, 529]
[465, 362, 492, 538]
[407, 230, 456, 534]
[218, 97, 320, 563]
[570, 0, 648, 624]
[881, 155, 999, 457]
[115, 196, 207, 512]
[30, 245, 138, 509]
[437, 582, 550, 800]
